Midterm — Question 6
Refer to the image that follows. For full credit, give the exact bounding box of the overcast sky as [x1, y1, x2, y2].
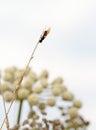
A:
[0, 0, 96, 129]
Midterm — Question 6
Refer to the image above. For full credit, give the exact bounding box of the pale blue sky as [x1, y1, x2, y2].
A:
[0, 0, 96, 129]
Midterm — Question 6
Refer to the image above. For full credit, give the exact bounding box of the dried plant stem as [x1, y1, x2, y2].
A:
[0, 75, 9, 130]
[0, 41, 39, 129]
[2, 95, 9, 130]
[0, 96, 16, 130]
[0, 27, 50, 129]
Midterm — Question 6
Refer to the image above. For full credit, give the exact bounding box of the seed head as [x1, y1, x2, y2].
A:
[47, 97, 55, 106]
[73, 100, 82, 108]
[68, 107, 78, 118]
[4, 91, 13, 102]
[27, 93, 39, 105]
[18, 88, 30, 100]
[39, 27, 51, 43]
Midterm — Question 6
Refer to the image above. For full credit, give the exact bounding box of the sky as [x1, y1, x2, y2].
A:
[0, 0, 96, 129]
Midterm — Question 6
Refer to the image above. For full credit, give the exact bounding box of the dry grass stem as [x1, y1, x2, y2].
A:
[0, 27, 50, 129]
[0, 73, 9, 130]
[2, 95, 9, 130]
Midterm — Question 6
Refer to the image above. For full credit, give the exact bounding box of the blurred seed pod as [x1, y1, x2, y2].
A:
[68, 107, 78, 118]
[60, 85, 67, 93]
[5, 66, 17, 74]
[18, 88, 30, 100]
[67, 121, 74, 128]
[73, 100, 82, 108]
[28, 72, 38, 82]
[24, 78, 33, 91]
[47, 97, 56, 106]
[4, 90, 13, 102]
[0, 82, 10, 93]
[52, 77, 63, 86]
[62, 91, 74, 101]
[39, 102, 46, 110]
[27, 93, 39, 106]
[14, 70, 22, 80]
[33, 85, 43, 94]
[52, 87, 61, 96]
[32, 114, 39, 120]
[40, 70, 49, 79]
[3, 72, 14, 83]
[40, 78, 48, 88]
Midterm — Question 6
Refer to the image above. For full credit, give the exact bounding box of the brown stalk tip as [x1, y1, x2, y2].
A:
[39, 27, 51, 43]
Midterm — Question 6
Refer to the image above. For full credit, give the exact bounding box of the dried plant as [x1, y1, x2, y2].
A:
[0, 72, 9, 130]
[0, 27, 50, 130]
[0, 66, 89, 130]
[0, 28, 89, 130]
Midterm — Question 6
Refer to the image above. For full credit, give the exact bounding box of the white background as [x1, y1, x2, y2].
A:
[0, 0, 96, 130]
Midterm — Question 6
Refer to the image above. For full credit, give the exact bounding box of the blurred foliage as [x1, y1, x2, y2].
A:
[0, 66, 89, 130]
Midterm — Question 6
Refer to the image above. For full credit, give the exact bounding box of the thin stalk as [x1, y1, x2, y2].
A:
[0, 73, 9, 130]
[0, 41, 39, 129]
[0, 27, 50, 129]
[17, 100, 23, 124]
[2, 95, 9, 130]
